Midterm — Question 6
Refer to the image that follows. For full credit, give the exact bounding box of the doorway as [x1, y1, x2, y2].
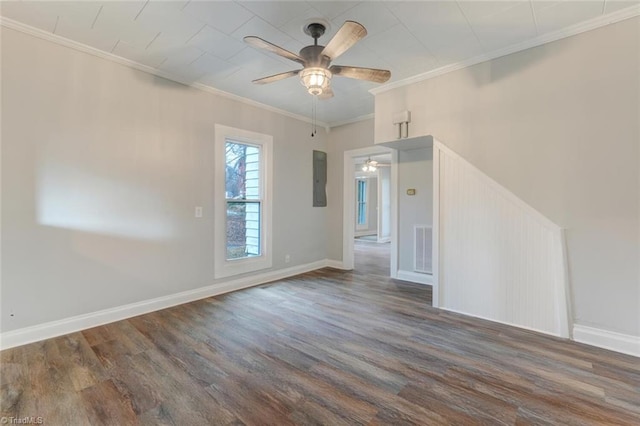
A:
[342, 146, 393, 272]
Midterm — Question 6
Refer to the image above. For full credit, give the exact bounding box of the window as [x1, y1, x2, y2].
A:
[225, 142, 262, 259]
[356, 179, 367, 229]
[215, 125, 272, 278]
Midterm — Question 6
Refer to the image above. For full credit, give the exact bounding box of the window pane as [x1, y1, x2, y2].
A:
[226, 201, 261, 260]
[226, 142, 260, 200]
[357, 180, 367, 225]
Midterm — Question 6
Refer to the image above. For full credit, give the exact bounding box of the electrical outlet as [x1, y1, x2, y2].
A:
[285, 254, 290, 263]
[195, 206, 203, 218]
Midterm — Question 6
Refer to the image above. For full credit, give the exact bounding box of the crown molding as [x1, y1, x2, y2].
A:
[329, 113, 374, 128]
[370, 5, 640, 95]
[0, 17, 331, 129]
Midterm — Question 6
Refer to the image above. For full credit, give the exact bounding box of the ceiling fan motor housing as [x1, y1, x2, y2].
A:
[300, 45, 331, 68]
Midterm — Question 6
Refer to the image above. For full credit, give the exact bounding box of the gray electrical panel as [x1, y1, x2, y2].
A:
[313, 150, 327, 207]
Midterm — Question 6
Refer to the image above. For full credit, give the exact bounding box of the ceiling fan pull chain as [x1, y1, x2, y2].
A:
[311, 96, 316, 137]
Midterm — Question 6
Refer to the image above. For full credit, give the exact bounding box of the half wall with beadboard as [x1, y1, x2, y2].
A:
[433, 141, 571, 338]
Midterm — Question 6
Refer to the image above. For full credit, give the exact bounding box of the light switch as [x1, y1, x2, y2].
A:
[195, 206, 203, 218]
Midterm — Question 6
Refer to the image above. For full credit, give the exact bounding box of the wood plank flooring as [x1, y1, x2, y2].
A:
[1, 240, 639, 425]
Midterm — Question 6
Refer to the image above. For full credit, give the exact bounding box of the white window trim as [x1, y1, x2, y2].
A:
[214, 124, 273, 279]
[356, 178, 368, 230]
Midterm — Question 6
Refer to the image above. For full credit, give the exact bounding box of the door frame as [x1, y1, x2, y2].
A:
[342, 146, 394, 271]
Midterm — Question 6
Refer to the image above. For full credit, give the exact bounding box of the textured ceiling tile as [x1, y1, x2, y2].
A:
[471, 2, 537, 52]
[307, 1, 360, 20]
[331, 2, 399, 36]
[186, 25, 247, 60]
[0, 1, 62, 33]
[94, 1, 146, 24]
[458, 0, 527, 21]
[197, 62, 242, 87]
[239, 1, 311, 28]
[112, 40, 166, 69]
[93, 2, 158, 50]
[47, 1, 102, 34]
[278, 7, 332, 44]
[231, 15, 293, 47]
[535, 1, 606, 35]
[156, 46, 207, 72]
[604, 0, 640, 13]
[228, 46, 293, 79]
[530, 0, 565, 15]
[135, 1, 204, 43]
[427, 35, 486, 65]
[391, 1, 474, 49]
[54, 19, 120, 53]
[182, 0, 254, 35]
[189, 52, 240, 77]
[361, 24, 435, 68]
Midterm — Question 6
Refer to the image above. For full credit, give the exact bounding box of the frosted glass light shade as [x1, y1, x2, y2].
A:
[300, 67, 332, 96]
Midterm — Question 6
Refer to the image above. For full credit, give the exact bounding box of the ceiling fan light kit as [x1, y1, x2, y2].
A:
[362, 164, 377, 172]
[299, 67, 332, 96]
[244, 20, 391, 100]
[361, 157, 391, 172]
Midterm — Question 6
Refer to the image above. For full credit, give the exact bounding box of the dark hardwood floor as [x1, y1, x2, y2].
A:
[1, 241, 639, 425]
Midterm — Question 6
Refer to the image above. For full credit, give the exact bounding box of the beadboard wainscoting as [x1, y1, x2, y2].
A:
[434, 142, 571, 338]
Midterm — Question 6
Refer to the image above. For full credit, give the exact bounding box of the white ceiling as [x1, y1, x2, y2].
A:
[2, 1, 638, 126]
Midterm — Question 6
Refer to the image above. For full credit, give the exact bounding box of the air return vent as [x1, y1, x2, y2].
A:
[414, 225, 432, 274]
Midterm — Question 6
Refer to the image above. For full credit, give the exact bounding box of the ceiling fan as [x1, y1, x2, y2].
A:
[361, 158, 390, 172]
[244, 20, 391, 99]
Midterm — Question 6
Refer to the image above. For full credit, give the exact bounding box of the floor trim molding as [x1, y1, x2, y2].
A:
[396, 270, 433, 285]
[325, 259, 349, 270]
[0, 259, 330, 350]
[573, 324, 640, 358]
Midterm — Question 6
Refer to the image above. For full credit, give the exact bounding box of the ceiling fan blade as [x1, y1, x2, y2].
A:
[252, 70, 300, 85]
[318, 86, 334, 99]
[244, 36, 305, 65]
[321, 21, 367, 61]
[330, 65, 391, 83]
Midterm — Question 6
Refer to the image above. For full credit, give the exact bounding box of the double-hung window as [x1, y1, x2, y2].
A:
[356, 179, 368, 229]
[214, 125, 272, 278]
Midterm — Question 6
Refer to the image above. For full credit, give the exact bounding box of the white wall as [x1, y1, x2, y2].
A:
[326, 119, 375, 260]
[398, 148, 433, 272]
[0, 27, 328, 333]
[375, 18, 640, 337]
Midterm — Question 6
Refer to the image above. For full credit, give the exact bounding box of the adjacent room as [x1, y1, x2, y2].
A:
[1, 1, 639, 424]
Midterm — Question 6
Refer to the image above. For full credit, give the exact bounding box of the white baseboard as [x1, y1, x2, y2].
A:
[573, 324, 640, 358]
[0, 259, 330, 350]
[440, 306, 563, 338]
[325, 259, 349, 270]
[396, 270, 433, 285]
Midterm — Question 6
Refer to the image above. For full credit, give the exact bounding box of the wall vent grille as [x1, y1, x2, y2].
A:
[414, 225, 432, 274]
